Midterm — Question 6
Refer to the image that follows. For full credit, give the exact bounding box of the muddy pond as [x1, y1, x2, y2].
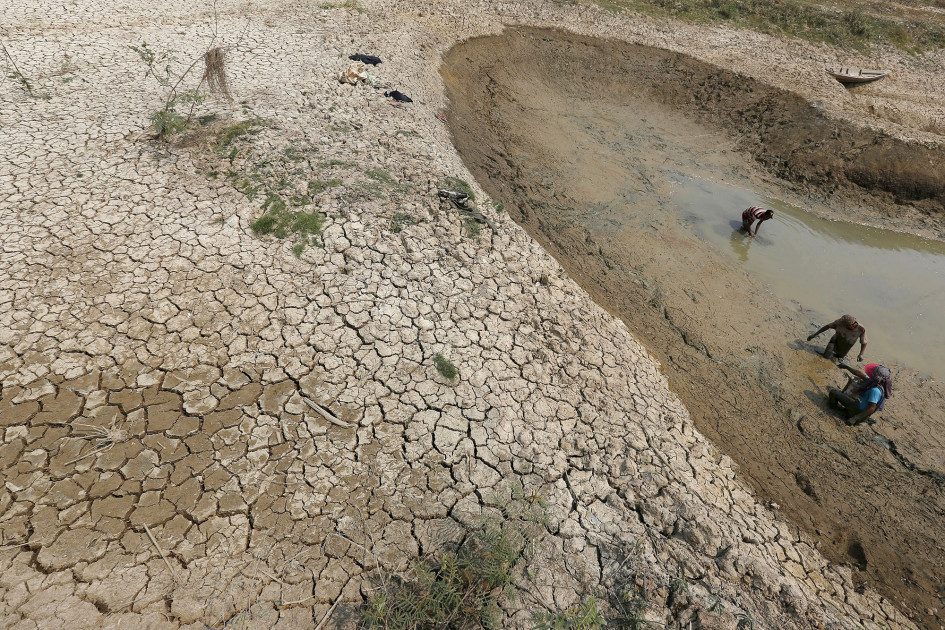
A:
[671, 174, 945, 377]
[443, 27, 945, 626]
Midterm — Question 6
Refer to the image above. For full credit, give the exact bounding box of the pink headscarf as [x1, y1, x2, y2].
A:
[855, 365, 893, 411]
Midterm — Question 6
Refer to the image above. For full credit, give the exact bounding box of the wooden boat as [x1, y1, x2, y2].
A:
[825, 67, 889, 84]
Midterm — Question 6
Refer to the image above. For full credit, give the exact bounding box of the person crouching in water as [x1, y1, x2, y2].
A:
[828, 363, 892, 425]
[741, 206, 774, 237]
[807, 314, 867, 361]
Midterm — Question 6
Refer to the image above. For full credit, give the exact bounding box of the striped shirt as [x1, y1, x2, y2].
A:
[742, 206, 769, 223]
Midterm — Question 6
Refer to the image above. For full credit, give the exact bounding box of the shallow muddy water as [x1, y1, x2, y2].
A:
[669, 175, 945, 377]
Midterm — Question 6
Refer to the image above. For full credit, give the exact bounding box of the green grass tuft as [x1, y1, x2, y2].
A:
[366, 168, 397, 185]
[532, 597, 606, 630]
[217, 119, 263, 149]
[390, 212, 419, 233]
[319, 159, 354, 168]
[308, 178, 343, 195]
[362, 491, 547, 630]
[150, 109, 187, 138]
[433, 353, 459, 381]
[320, 0, 365, 11]
[464, 217, 482, 239]
[250, 214, 277, 235]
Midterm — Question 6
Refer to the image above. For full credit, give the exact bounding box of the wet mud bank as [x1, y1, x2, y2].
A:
[442, 28, 945, 626]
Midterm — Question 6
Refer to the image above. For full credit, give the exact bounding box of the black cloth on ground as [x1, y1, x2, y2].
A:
[385, 90, 412, 103]
[349, 54, 382, 65]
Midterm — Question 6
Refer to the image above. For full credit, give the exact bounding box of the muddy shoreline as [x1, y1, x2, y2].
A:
[443, 27, 945, 626]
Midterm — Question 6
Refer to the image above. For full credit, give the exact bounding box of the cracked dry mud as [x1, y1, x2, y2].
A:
[1, 0, 943, 629]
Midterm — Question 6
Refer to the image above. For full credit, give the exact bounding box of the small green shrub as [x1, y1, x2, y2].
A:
[362, 492, 547, 630]
[464, 217, 482, 239]
[291, 210, 325, 238]
[532, 597, 606, 630]
[320, 0, 365, 11]
[252, 204, 323, 238]
[433, 353, 458, 381]
[262, 192, 287, 215]
[842, 10, 874, 37]
[231, 175, 261, 201]
[129, 42, 212, 139]
[210, 125, 332, 256]
[367, 169, 397, 185]
[282, 145, 306, 161]
[217, 119, 263, 148]
[669, 574, 688, 595]
[319, 159, 353, 168]
[390, 212, 418, 233]
[250, 214, 277, 235]
[150, 108, 188, 137]
[713, 1, 740, 19]
[362, 529, 517, 629]
[611, 583, 653, 630]
[4, 65, 48, 99]
[356, 182, 384, 200]
[308, 178, 343, 195]
[736, 613, 756, 629]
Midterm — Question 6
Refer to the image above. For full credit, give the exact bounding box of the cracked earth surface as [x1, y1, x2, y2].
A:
[1, 0, 941, 628]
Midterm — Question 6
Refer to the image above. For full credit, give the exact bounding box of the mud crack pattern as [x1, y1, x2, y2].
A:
[0, 0, 931, 628]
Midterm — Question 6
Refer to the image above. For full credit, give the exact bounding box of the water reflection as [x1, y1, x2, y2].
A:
[731, 223, 751, 262]
[728, 220, 750, 262]
[671, 174, 945, 376]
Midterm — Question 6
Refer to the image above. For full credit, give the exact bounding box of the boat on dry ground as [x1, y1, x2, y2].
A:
[826, 67, 890, 84]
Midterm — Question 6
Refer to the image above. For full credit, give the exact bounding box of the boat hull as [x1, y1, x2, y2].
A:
[825, 68, 889, 84]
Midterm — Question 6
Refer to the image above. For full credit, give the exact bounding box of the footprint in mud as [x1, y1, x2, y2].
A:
[793, 471, 818, 501]
[847, 540, 868, 569]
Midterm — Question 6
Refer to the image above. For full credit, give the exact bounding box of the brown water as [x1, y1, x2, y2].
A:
[668, 175, 945, 377]
[541, 97, 945, 376]
[527, 94, 945, 376]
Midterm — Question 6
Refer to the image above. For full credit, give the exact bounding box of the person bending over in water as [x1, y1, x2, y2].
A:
[740, 206, 774, 237]
[807, 314, 867, 361]
[828, 363, 892, 425]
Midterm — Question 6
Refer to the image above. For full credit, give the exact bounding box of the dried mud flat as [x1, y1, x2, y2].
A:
[1, 1, 944, 630]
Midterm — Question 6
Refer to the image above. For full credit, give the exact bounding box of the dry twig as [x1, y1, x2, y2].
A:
[242, 566, 286, 585]
[314, 577, 352, 630]
[144, 523, 179, 583]
[302, 397, 354, 428]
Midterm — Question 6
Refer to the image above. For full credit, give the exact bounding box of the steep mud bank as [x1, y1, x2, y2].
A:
[443, 27, 945, 626]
